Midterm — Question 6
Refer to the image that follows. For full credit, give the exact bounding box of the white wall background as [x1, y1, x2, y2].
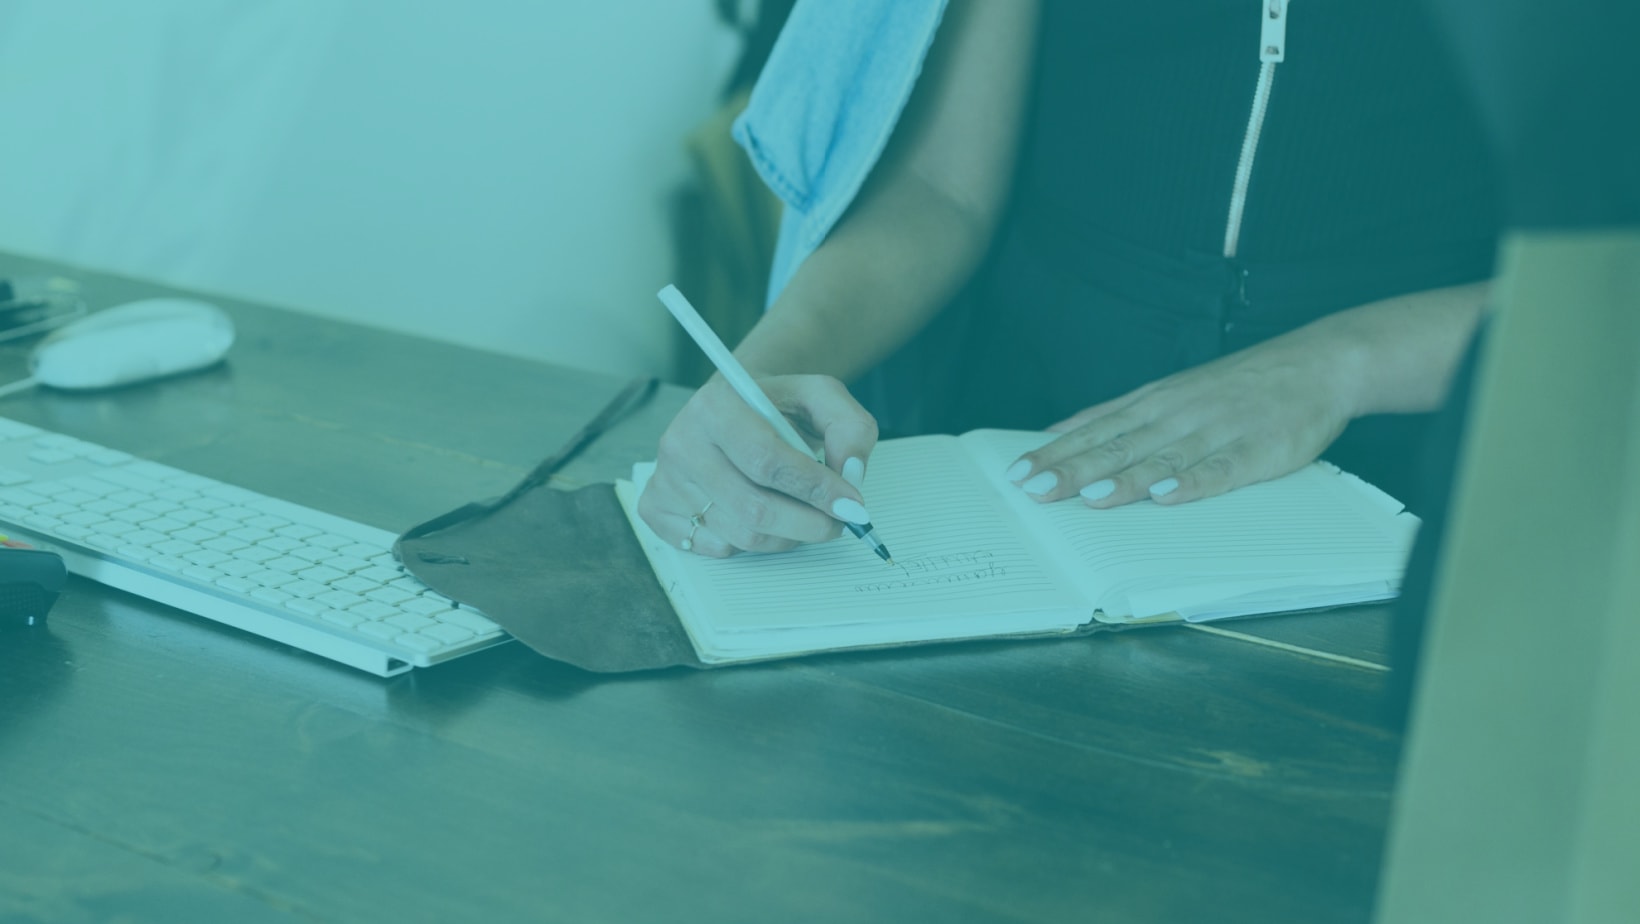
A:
[0, 0, 739, 377]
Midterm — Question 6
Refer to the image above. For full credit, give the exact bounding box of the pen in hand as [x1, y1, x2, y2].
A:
[656, 284, 895, 564]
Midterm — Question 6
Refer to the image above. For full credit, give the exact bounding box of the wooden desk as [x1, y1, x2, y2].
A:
[0, 254, 1402, 923]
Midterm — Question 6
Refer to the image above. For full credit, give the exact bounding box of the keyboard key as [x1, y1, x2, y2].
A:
[316, 590, 366, 611]
[348, 601, 400, 621]
[36, 502, 78, 518]
[228, 527, 273, 544]
[172, 527, 217, 544]
[147, 516, 199, 536]
[0, 419, 41, 439]
[150, 556, 190, 572]
[27, 482, 71, 497]
[55, 491, 99, 507]
[250, 570, 299, 588]
[401, 597, 452, 617]
[167, 473, 216, 491]
[0, 489, 50, 508]
[92, 520, 139, 537]
[365, 586, 415, 606]
[183, 565, 221, 582]
[61, 477, 117, 497]
[123, 529, 169, 547]
[232, 546, 282, 564]
[282, 580, 327, 599]
[214, 576, 256, 594]
[331, 576, 379, 595]
[165, 508, 212, 525]
[64, 511, 106, 526]
[320, 609, 366, 628]
[86, 499, 125, 515]
[246, 515, 289, 531]
[184, 550, 232, 567]
[88, 449, 133, 465]
[155, 539, 200, 557]
[327, 556, 371, 574]
[30, 434, 79, 449]
[109, 491, 151, 507]
[383, 613, 437, 633]
[99, 471, 165, 495]
[440, 608, 502, 635]
[0, 469, 30, 486]
[357, 566, 403, 585]
[216, 559, 262, 578]
[21, 514, 64, 533]
[184, 496, 230, 512]
[125, 461, 181, 482]
[156, 487, 198, 503]
[311, 534, 353, 550]
[292, 547, 333, 564]
[355, 621, 402, 641]
[260, 536, 304, 553]
[137, 499, 181, 516]
[118, 545, 157, 562]
[285, 598, 327, 617]
[394, 633, 444, 654]
[29, 449, 75, 465]
[111, 508, 156, 524]
[217, 506, 260, 522]
[275, 524, 321, 540]
[250, 588, 293, 606]
[299, 566, 346, 584]
[421, 622, 475, 644]
[265, 556, 310, 573]
[198, 518, 242, 535]
[202, 536, 249, 554]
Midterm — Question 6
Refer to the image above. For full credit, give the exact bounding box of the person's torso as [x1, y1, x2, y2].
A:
[1017, 0, 1500, 269]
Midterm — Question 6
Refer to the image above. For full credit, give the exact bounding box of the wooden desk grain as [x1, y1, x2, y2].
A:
[0, 255, 1402, 923]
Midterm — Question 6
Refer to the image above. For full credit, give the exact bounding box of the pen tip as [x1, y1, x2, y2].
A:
[884, 558, 895, 567]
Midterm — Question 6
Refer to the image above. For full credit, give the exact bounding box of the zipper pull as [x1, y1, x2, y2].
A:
[1261, 0, 1288, 63]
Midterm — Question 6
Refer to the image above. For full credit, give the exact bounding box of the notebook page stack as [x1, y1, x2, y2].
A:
[615, 430, 1418, 664]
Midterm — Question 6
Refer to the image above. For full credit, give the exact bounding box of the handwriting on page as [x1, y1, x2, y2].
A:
[854, 550, 1004, 593]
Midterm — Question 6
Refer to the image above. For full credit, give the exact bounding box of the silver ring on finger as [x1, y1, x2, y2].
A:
[681, 501, 713, 551]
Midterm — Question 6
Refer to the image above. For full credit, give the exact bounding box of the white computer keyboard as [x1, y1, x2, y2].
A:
[0, 416, 509, 676]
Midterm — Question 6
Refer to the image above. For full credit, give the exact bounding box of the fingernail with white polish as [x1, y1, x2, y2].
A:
[831, 497, 872, 525]
[1005, 459, 1032, 482]
[842, 456, 866, 488]
[1149, 478, 1180, 498]
[1022, 471, 1058, 496]
[1081, 479, 1115, 501]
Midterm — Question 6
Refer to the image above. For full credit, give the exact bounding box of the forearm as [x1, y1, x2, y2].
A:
[1312, 280, 1491, 417]
[734, 173, 992, 381]
[733, 0, 1038, 383]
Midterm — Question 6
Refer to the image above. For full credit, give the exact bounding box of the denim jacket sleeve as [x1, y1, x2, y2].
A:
[731, 0, 949, 305]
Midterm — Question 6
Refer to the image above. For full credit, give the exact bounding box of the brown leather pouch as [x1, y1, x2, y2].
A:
[393, 378, 705, 672]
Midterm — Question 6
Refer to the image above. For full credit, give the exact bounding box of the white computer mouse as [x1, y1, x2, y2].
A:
[28, 298, 235, 390]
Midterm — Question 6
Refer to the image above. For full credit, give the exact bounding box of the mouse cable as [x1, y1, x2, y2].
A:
[0, 377, 40, 399]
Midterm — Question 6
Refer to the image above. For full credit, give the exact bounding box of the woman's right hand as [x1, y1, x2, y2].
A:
[637, 374, 880, 557]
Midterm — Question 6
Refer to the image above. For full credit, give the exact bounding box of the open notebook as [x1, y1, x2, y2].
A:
[614, 430, 1418, 664]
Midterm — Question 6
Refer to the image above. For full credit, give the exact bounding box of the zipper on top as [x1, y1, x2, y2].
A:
[1222, 0, 1289, 259]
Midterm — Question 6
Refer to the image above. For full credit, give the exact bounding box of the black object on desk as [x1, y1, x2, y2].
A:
[0, 546, 67, 627]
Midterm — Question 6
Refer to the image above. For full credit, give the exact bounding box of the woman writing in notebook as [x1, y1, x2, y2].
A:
[638, 0, 1498, 557]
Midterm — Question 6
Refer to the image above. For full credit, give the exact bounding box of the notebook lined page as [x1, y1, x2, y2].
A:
[959, 430, 1418, 620]
[627, 435, 1086, 639]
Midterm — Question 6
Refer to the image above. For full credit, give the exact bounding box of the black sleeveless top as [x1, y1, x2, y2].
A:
[863, 0, 1502, 506]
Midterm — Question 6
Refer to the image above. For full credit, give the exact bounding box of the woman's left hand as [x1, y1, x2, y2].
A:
[1005, 324, 1365, 507]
